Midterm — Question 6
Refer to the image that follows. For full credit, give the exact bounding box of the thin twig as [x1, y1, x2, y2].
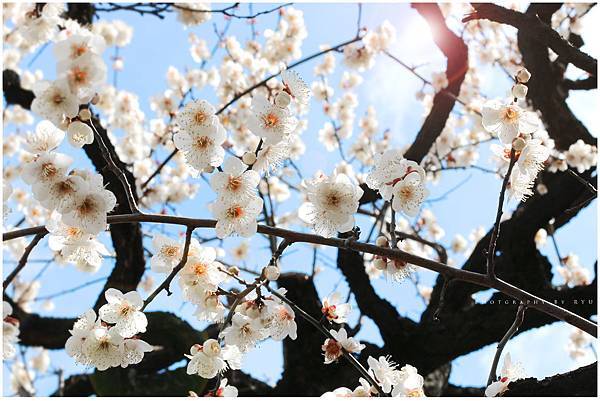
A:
[487, 304, 527, 385]
[487, 149, 516, 279]
[88, 118, 140, 213]
[3, 232, 46, 290]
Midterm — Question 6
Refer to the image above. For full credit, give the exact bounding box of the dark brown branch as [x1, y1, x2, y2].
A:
[2, 69, 34, 109]
[562, 76, 597, 91]
[504, 362, 597, 396]
[515, 4, 595, 150]
[463, 3, 597, 76]
[404, 3, 469, 163]
[4, 212, 596, 336]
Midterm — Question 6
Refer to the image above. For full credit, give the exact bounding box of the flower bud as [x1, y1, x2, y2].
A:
[512, 83, 528, 99]
[275, 91, 292, 108]
[537, 183, 548, 195]
[228, 266, 240, 276]
[113, 57, 124, 71]
[516, 68, 531, 83]
[512, 137, 527, 152]
[375, 236, 388, 247]
[373, 258, 387, 270]
[242, 152, 257, 165]
[78, 108, 91, 121]
[202, 339, 221, 356]
[263, 264, 280, 281]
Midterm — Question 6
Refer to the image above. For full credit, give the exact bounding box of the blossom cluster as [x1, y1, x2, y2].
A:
[322, 355, 425, 397]
[65, 289, 152, 371]
[184, 289, 298, 382]
[20, 119, 116, 244]
[482, 69, 551, 201]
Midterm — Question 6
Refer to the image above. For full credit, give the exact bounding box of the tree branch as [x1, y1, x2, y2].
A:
[463, 3, 597, 76]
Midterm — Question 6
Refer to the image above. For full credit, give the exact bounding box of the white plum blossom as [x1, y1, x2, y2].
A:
[65, 309, 99, 366]
[212, 196, 263, 239]
[34, 173, 87, 213]
[269, 303, 298, 341]
[391, 172, 428, 217]
[282, 69, 312, 105]
[367, 355, 400, 394]
[53, 32, 106, 62]
[534, 228, 547, 249]
[210, 157, 260, 201]
[298, 173, 363, 237]
[485, 353, 525, 397]
[252, 138, 291, 174]
[120, 338, 153, 368]
[186, 339, 242, 379]
[24, 120, 65, 153]
[481, 100, 539, 145]
[81, 326, 124, 371]
[566, 328, 594, 360]
[175, 99, 218, 133]
[321, 293, 351, 324]
[31, 348, 51, 373]
[220, 313, 265, 352]
[31, 79, 80, 126]
[210, 378, 239, 397]
[557, 253, 592, 287]
[363, 20, 396, 53]
[21, 152, 72, 190]
[507, 167, 534, 202]
[322, 337, 344, 364]
[248, 94, 298, 144]
[174, 2, 212, 27]
[330, 328, 365, 354]
[58, 53, 107, 103]
[193, 291, 227, 322]
[565, 139, 597, 173]
[173, 116, 226, 173]
[322, 378, 374, 397]
[516, 138, 550, 178]
[60, 181, 117, 235]
[391, 364, 425, 397]
[150, 233, 183, 273]
[47, 215, 109, 273]
[179, 246, 227, 294]
[98, 288, 148, 338]
[431, 71, 449, 92]
[366, 150, 428, 216]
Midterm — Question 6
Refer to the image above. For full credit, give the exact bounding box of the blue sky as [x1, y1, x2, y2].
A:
[2, 2, 597, 396]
